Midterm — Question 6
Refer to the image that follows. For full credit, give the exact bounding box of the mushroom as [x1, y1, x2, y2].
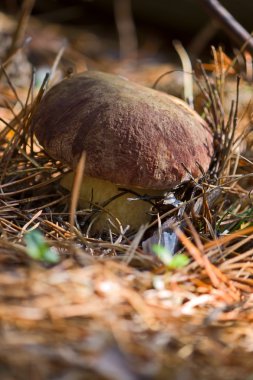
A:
[32, 71, 213, 232]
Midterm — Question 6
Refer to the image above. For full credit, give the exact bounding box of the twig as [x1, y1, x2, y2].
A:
[197, 0, 253, 55]
[173, 40, 194, 108]
[114, 0, 138, 61]
[1, 0, 35, 71]
[188, 20, 219, 58]
[69, 152, 86, 234]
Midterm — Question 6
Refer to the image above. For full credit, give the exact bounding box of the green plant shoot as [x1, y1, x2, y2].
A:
[152, 244, 189, 269]
[24, 229, 59, 264]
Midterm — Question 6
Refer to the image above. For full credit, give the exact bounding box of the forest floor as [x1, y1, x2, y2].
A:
[0, 4, 253, 380]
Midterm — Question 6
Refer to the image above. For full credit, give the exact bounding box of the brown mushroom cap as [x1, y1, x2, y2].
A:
[33, 71, 213, 190]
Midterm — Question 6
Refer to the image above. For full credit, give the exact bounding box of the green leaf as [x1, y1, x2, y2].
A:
[152, 244, 172, 266]
[152, 244, 189, 269]
[168, 254, 190, 269]
[24, 229, 59, 264]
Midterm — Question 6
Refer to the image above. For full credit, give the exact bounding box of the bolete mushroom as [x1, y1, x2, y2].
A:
[32, 71, 213, 231]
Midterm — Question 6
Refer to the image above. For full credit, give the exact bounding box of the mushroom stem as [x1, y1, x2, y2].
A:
[61, 173, 165, 232]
